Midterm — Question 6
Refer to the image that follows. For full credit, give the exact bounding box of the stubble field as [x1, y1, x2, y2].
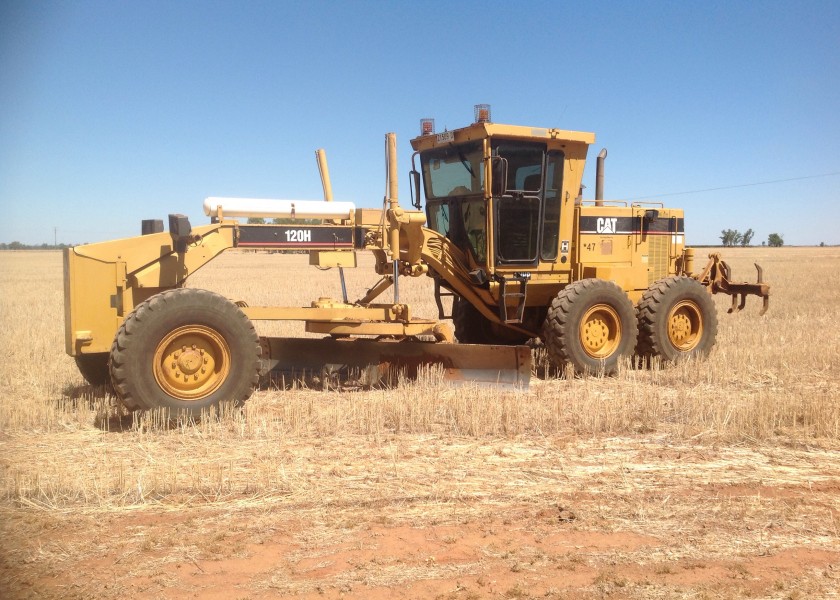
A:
[0, 247, 839, 599]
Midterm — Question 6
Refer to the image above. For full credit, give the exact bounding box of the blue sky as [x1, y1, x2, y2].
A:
[1, 0, 838, 246]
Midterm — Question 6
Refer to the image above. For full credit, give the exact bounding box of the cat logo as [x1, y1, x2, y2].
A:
[596, 217, 618, 234]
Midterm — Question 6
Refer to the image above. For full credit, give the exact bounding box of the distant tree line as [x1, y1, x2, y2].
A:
[0, 242, 75, 250]
[719, 229, 754, 247]
[719, 229, 786, 247]
[0, 229, 817, 249]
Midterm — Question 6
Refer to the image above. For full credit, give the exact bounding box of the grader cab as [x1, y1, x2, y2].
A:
[64, 105, 769, 415]
[409, 106, 768, 370]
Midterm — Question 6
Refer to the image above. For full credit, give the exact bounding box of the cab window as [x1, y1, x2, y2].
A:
[420, 142, 484, 199]
[427, 201, 450, 236]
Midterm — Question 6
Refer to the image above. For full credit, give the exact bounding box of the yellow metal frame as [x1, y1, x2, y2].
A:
[64, 222, 236, 355]
[65, 117, 768, 366]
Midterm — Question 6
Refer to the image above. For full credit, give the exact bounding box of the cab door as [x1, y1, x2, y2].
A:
[493, 142, 545, 266]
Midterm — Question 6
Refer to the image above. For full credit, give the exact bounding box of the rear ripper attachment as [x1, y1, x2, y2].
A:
[688, 251, 771, 315]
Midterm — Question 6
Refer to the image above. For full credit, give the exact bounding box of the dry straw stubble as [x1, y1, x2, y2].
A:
[1, 246, 839, 599]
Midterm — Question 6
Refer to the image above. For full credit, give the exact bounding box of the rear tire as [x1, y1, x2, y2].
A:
[109, 288, 260, 417]
[636, 276, 717, 362]
[452, 296, 530, 345]
[542, 279, 637, 375]
[74, 353, 110, 386]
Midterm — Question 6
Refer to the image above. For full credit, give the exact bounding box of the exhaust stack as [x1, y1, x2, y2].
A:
[316, 149, 333, 202]
[595, 148, 607, 206]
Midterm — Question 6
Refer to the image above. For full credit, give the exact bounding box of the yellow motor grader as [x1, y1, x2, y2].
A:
[64, 105, 769, 415]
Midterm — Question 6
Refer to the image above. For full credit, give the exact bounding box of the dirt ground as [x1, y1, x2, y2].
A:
[2, 248, 839, 598]
[2, 425, 838, 599]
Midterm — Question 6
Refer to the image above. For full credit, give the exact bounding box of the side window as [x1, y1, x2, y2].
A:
[541, 151, 564, 260]
[461, 199, 486, 263]
[427, 201, 450, 236]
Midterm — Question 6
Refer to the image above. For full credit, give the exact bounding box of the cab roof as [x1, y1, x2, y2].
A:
[409, 122, 596, 152]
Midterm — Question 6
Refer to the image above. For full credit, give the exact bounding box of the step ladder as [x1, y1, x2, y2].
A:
[498, 273, 529, 324]
[434, 277, 456, 320]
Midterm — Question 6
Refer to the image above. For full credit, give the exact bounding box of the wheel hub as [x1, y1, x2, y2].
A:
[154, 326, 230, 400]
[580, 304, 621, 359]
[667, 301, 703, 352]
[669, 313, 691, 342]
[583, 319, 608, 349]
[176, 349, 203, 374]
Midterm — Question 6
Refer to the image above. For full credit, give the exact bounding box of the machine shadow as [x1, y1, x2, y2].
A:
[58, 382, 137, 431]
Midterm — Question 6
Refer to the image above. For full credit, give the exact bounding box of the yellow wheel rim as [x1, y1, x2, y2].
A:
[667, 300, 703, 352]
[153, 325, 231, 400]
[580, 304, 622, 359]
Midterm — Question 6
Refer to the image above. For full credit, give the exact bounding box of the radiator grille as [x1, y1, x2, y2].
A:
[648, 236, 670, 285]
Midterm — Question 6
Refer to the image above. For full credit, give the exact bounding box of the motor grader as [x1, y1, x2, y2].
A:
[64, 105, 769, 415]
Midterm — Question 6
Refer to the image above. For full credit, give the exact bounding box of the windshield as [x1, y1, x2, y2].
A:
[420, 142, 484, 199]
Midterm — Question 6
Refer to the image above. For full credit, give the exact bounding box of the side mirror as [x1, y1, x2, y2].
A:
[410, 169, 422, 210]
[491, 156, 508, 196]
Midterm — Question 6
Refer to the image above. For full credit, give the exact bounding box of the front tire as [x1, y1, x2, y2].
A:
[109, 288, 260, 416]
[636, 276, 718, 362]
[542, 279, 637, 375]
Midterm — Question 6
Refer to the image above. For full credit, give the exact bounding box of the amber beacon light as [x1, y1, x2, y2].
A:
[420, 118, 435, 135]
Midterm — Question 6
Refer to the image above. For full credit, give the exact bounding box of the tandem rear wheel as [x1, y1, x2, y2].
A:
[636, 276, 718, 363]
[109, 288, 261, 417]
[542, 279, 638, 375]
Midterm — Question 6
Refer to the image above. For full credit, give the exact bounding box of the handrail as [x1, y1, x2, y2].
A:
[578, 199, 628, 207]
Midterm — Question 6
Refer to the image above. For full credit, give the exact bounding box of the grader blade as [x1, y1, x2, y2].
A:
[260, 337, 531, 389]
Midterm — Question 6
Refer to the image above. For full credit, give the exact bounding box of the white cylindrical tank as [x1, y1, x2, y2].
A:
[203, 197, 355, 220]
